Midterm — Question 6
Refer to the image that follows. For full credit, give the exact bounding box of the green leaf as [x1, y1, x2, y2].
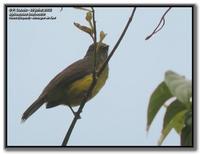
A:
[174, 116, 185, 134]
[158, 110, 187, 145]
[163, 99, 186, 134]
[165, 70, 192, 104]
[181, 110, 192, 146]
[181, 125, 192, 146]
[147, 82, 172, 131]
[185, 111, 192, 126]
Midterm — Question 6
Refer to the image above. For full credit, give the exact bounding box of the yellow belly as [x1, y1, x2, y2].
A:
[66, 66, 108, 106]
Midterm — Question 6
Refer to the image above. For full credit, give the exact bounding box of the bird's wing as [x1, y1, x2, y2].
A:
[41, 57, 93, 96]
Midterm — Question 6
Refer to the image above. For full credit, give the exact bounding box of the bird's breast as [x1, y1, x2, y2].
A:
[66, 66, 109, 106]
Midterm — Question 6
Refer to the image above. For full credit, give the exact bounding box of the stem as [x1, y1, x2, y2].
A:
[61, 7, 97, 146]
[98, 7, 137, 76]
[145, 7, 172, 40]
[62, 7, 137, 146]
[92, 7, 97, 77]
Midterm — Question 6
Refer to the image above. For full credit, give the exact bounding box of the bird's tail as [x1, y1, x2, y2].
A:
[21, 97, 45, 122]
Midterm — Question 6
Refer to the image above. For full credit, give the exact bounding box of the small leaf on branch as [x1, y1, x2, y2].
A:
[99, 31, 107, 43]
[74, 22, 93, 35]
[86, 12, 92, 22]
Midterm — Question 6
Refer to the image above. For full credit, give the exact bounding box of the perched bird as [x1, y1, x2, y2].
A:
[22, 43, 109, 121]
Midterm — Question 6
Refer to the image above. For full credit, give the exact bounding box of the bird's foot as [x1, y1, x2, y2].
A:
[69, 105, 81, 119]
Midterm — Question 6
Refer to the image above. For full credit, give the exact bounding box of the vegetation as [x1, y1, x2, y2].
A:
[147, 70, 192, 146]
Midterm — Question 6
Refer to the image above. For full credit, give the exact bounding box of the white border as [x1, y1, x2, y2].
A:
[1, 0, 198, 153]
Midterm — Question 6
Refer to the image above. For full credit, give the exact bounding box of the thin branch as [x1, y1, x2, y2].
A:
[145, 7, 172, 40]
[61, 8, 97, 146]
[61, 7, 137, 146]
[98, 7, 137, 76]
[91, 7, 97, 77]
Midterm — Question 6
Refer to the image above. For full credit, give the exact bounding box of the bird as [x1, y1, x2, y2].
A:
[21, 43, 109, 122]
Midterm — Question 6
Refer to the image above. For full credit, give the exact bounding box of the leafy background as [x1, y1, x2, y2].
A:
[147, 71, 192, 145]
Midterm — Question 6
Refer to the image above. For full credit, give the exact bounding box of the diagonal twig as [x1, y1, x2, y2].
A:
[98, 7, 137, 76]
[61, 7, 137, 146]
[91, 7, 97, 77]
[145, 7, 172, 40]
[61, 7, 97, 146]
